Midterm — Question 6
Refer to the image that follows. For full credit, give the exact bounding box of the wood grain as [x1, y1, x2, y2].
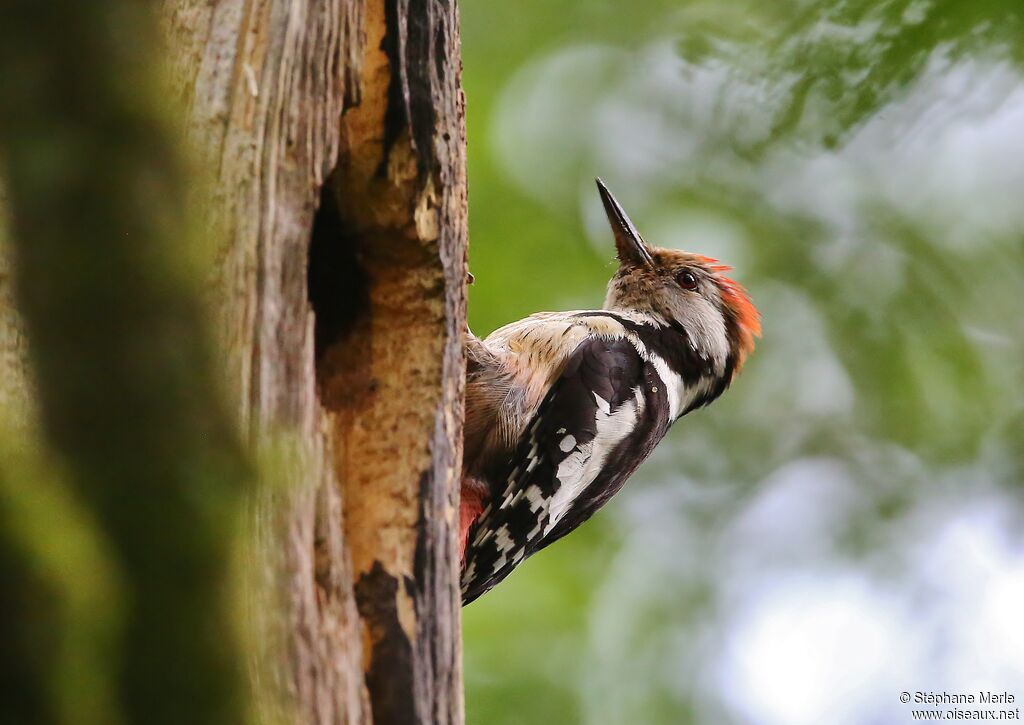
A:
[163, 0, 467, 721]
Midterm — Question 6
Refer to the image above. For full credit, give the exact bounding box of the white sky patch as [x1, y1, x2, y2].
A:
[711, 492, 1024, 725]
[715, 574, 911, 725]
[903, 500, 1024, 690]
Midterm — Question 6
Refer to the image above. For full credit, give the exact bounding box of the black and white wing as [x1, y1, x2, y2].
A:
[461, 336, 671, 604]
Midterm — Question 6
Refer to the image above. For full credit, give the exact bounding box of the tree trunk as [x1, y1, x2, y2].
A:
[1, 0, 466, 721]
[163, 0, 468, 723]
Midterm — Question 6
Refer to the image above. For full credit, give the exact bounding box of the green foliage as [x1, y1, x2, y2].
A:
[0, 432, 121, 724]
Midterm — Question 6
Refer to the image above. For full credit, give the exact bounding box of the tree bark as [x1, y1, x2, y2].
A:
[1, 0, 466, 721]
[163, 0, 467, 723]
[0, 0, 465, 718]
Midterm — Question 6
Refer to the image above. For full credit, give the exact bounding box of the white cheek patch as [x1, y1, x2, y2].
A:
[545, 391, 640, 533]
[680, 299, 730, 374]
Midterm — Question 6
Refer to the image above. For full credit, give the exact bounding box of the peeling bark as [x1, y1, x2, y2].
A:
[319, 0, 467, 721]
[163, 0, 467, 722]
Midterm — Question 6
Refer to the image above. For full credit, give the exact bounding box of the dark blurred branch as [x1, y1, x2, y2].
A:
[0, 2, 248, 723]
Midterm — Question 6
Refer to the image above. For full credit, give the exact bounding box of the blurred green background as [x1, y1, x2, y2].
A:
[459, 1, 1024, 723]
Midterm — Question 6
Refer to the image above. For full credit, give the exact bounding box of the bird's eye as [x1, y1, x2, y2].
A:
[676, 270, 698, 291]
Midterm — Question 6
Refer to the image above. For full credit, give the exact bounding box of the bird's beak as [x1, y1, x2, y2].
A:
[596, 178, 655, 268]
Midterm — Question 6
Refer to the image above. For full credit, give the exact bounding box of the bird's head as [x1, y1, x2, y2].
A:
[597, 179, 761, 376]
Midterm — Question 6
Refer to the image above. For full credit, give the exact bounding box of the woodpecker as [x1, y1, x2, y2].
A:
[460, 179, 760, 605]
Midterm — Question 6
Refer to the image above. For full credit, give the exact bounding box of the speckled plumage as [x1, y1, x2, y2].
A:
[460, 180, 760, 604]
